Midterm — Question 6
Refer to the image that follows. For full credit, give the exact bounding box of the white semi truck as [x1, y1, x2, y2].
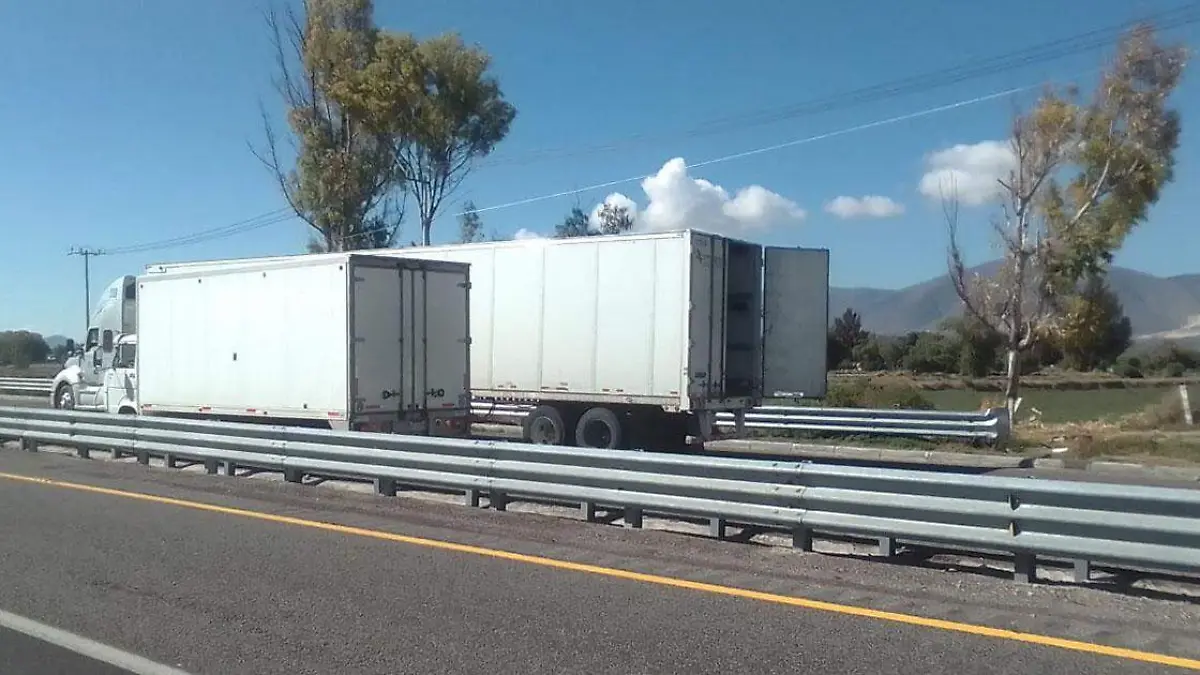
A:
[51, 253, 472, 437]
[145, 229, 830, 450]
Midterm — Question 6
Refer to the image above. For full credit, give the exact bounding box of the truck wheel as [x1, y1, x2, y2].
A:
[575, 407, 623, 450]
[523, 405, 567, 445]
[54, 383, 75, 410]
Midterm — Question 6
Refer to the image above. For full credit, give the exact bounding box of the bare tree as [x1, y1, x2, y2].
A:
[252, 0, 405, 253]
[946, 24, 1186, 413]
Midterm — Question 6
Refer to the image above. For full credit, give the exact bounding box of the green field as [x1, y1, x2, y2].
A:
[921, 386, 1186, 424]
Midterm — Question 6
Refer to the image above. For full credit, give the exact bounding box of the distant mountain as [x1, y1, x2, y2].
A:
[43, 334, 70, 349]
[831, 263, 1200, 339]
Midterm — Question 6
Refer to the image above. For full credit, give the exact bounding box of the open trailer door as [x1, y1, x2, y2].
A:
[761, 246, 829, 399]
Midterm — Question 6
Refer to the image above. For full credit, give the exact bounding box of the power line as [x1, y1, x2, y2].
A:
[67, 247, 107, 335]
[478, 3, 1200, 168]
[104, 80, 1031, 257]
[103, 208, 296, 256]
[467, 83, 1038, 216]
[95, 7, 1199, 256]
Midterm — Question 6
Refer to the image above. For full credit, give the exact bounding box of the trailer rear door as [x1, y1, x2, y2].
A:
[761, 247, 829, 398]
[350, 259, 405, 415]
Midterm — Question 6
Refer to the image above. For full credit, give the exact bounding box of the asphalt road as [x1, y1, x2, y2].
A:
[0, 627, 130, 675]
[1, 450, 1198, 674]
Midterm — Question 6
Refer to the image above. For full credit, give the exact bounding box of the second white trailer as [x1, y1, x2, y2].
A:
[389, 230, 828, 448]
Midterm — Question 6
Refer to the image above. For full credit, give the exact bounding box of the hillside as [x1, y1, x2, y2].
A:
[831, 264, 1200, 339]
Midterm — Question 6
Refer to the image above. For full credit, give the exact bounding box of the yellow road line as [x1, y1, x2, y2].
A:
[2, 469, 1198, 671]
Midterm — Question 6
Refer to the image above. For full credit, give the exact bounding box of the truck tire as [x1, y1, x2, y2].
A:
[523, 405, 568, 445]
[54, 383, 75, 410]
[575, 407, 623, 450]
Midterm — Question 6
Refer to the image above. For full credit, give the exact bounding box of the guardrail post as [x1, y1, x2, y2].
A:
[374, 477, 397, 497]
[112, 449, 124, 459]
[222, 461, 238, 477]
[204, 459, 219, 475]
[164, 453, 178, 469]
[20, 437, 37, 453]
[581, 501, 597, 522]
[490, 491, 508, 511]
[710, 517, 727, 540]
[791, 526, 813, 552]
[464, 489, 481, 507]
[136, 450, 150, 465]
[990, 406, 1012, 448]
[1073, 559, 1091, 583]
[625, 507, 643, 529]
[77, 446, 90, 459]
[1014, 553, 1036, 583]
[877, 536, 896, 557]
[283, 468, 303, 483]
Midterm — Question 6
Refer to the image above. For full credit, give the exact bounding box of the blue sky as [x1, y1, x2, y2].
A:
[4, 0, 1200, 337]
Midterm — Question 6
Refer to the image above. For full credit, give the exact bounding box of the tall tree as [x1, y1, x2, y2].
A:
[255, 0, 405, 253]
[553, 207, 592, 238]
[829, 308, 869, 368]
[457, 200, 486, 243]
[382, 33, 517, 245]
[0, 331, 50, 369]
[1058, 273, 1133, 370]
[941, 315, 1002, 377]
[946, 24, 1186, 413]
[594, 202, 635, 235]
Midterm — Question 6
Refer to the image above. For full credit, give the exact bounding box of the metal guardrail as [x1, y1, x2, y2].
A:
[471, 403, 1010, 445]
[1, 406, 1196, 582]
[0, 377, 52, 396]
[1, 377, 1009, 443]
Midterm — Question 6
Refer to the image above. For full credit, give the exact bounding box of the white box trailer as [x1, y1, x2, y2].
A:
[147, 230, 829, 451]
[137, 253, 471, 436]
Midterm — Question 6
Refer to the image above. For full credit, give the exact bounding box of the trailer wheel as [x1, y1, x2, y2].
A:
[523, 405, 567, 445]
[575, 407, 623, 450]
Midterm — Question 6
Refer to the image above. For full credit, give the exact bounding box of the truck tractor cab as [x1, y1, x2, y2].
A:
[51, 275, 137, 411]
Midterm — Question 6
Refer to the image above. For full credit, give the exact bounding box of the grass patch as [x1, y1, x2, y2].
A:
[923, 387, 1179, 424]
[0, 363, 59, 378]
[832, 371, 1200, 392]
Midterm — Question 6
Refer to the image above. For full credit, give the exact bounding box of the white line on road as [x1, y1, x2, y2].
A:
[0, 608, 194, 675]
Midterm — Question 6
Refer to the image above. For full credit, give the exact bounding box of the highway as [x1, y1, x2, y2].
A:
[1, 450, 1199, 674]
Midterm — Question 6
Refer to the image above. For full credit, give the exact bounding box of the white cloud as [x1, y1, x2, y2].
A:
[591, 158, 805, 237]
[917, 140, 1015, 206]
[513, 228, 543, 240]
[588, 193, 640, 231]
[824, 195, 905, 219]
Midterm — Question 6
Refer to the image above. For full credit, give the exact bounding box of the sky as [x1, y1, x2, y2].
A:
[4, 0, 1200, 337]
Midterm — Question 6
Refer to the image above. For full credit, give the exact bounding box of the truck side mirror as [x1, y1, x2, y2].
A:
[65, 339, 75, 355]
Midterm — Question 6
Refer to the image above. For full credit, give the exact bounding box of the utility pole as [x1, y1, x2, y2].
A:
[68, 247, 106, 335]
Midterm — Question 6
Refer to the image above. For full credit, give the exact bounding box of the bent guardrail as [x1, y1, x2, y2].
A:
[1, 406, 1195, 583]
